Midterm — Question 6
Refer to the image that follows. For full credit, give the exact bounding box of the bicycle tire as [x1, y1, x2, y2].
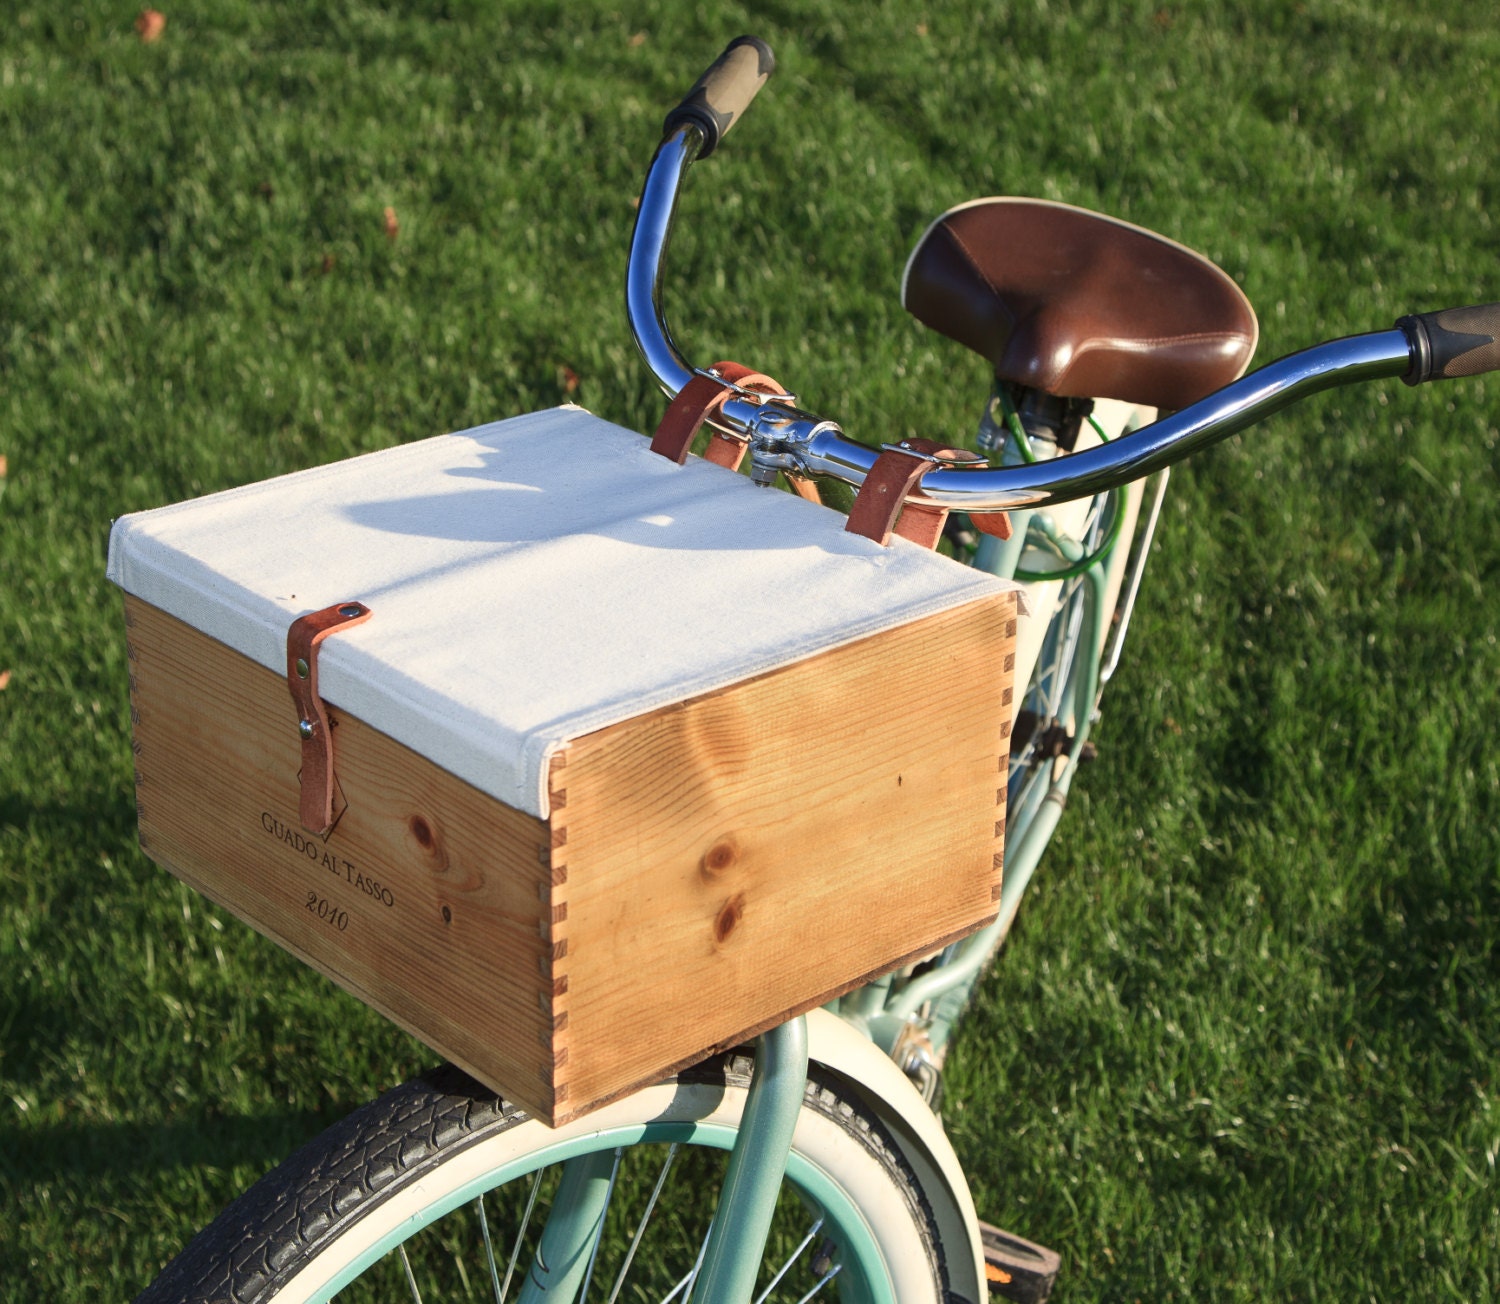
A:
[136, 1054, 949, 1304]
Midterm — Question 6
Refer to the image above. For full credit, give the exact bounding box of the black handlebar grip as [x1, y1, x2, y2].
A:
[1398, 303, 1500, 385]
[661, 36, 775, 158]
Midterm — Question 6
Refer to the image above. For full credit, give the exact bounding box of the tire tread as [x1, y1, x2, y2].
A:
[137, 1058, 944, 1303]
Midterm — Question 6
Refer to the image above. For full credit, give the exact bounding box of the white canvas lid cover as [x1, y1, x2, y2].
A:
[108, 407, 1021, 819]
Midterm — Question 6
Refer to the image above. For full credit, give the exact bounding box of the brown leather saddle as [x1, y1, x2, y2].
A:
[902, 198, 1259, 410]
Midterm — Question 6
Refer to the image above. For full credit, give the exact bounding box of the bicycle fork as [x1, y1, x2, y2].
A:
[518, 1017, 810, 1304]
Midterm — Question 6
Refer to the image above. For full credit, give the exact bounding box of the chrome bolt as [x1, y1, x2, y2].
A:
[298, 719, 315, 739]
[294, 657, 310, 679]
[338, 603, 363, 619]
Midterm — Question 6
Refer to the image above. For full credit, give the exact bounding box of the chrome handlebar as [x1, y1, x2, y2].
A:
[626, 124, 1416, 512]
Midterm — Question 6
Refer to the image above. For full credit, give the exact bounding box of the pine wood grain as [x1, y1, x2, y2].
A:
[124, 585, 1016, 1127]
[552, 591, 1017, 1118]
[125, 597, 559, 1120]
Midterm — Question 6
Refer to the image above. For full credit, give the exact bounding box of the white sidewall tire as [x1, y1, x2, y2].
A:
[254, 1069, 946, 1303]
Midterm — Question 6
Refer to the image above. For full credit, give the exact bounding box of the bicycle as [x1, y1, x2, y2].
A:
[129, 37, 1500, 1304]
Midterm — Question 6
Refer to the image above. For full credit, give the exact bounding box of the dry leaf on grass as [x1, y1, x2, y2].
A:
[136, 10, 165, 41]
[0, 671, 11, 692]
[383, 206, 400, 240]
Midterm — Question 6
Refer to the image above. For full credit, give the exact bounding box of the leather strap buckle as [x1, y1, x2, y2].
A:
[845, 439, 1012, 550]
[287, 600, 372, 835]
[649, 360, 789, 469]
[649, 360, 821, 501]
[704, 367, 799, 409]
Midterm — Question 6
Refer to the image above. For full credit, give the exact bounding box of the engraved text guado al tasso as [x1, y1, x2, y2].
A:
[259, 811, 397, 908]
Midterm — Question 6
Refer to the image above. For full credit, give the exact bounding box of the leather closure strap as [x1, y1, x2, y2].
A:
[783, 473, 822, 503]
[287, 601, 373, 835]
[969, 509, 1014, 541]
[845, 439, 1012, 549]
[649, 360, 788, 469]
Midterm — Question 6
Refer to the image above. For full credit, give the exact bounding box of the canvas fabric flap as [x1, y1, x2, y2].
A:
[108, 407, 1021, 818]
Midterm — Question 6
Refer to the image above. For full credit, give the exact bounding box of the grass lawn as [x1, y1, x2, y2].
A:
[2, 1, 1498, 1299]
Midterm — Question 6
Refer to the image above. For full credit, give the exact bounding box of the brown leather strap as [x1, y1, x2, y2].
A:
[649, 360, 787, 467]
[288, 601, 372, 835]
[784, 474, 822, 504]
[845, 438, 1008, 549]
[894, 500, 949, 549]
[969, 510, 1014, 541]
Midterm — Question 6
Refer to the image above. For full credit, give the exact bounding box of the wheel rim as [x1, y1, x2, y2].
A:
[292, 1119, 899, 1304]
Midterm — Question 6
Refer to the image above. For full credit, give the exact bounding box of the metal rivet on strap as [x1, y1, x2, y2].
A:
[287, 600, 374, 836]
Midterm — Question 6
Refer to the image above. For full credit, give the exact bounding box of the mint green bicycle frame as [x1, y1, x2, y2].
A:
[516, 44, 1442, 1292]
[504, 445, 1128, 1303]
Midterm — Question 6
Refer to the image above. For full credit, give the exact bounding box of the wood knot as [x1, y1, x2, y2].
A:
[406, 813, 450, 872]
[699, 836, 740, 881]
[714, 892, 746, 944]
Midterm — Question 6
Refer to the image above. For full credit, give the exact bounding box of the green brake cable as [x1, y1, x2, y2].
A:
[1012, 411, 1122, 582]
[997, 388, 1037, 463]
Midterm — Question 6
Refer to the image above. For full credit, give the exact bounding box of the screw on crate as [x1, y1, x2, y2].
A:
[286, 601, 373, 835]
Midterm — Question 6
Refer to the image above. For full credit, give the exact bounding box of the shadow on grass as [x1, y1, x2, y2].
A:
[1328, 827, 1500, 1072]
[0, 789, 138, 845]
[0, 1108, 336, 1184]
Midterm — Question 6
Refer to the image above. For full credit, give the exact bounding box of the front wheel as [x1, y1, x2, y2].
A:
[136, 1055, 950, 1304]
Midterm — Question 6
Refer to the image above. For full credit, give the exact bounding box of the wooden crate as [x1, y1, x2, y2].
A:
[113, 409, 1019, 1126]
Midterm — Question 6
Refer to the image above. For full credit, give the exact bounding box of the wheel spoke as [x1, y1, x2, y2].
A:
[753, 1216, 823, 1304]
[793, 1261, 842, 1304]
[606, 1143, 681, 1304]
[498, 1170, 543, 1304]
[664, 1222, 714, 1304]
[475, 1195, 503, 1304]
[398, 1243, 424, 1304]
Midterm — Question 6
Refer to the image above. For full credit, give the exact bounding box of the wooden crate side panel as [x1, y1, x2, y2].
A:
[555, 592, 1015, 1118]
[124, 597, 561, 1122]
